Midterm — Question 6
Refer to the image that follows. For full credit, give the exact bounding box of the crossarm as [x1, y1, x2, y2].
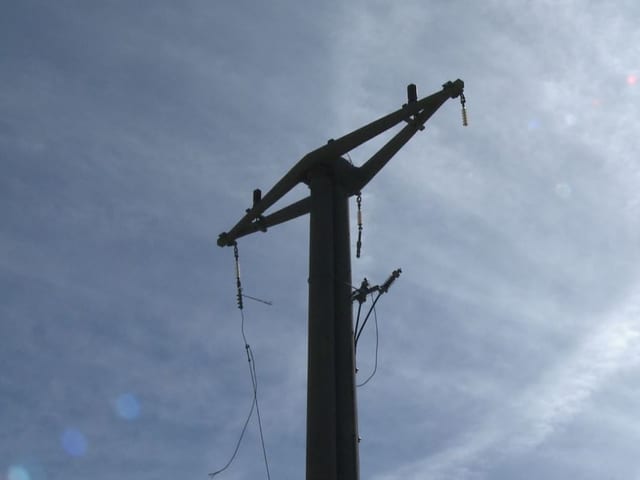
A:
[218, 196, 311, 246]
[217, 79, 464, 247]
[352, 79, 463, 192]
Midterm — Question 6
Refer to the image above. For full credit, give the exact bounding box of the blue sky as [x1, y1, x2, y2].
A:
[2, 1, 640, 479]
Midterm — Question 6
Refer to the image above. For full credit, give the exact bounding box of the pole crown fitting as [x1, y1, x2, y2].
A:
[442, 79, 465, 99]
[217, 232, 233, 247]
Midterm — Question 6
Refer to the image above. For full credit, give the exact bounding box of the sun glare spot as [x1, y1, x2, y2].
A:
[115, 393, 141, 420]
[61, 428, 88, 457]
[555, 183, 571, 198]
[627, 74, 637, 85]
[8, 465, 30, 480]
[527, 119, 540, 130]
[555, 183, 572, 199]
[564, 113, 576, 126]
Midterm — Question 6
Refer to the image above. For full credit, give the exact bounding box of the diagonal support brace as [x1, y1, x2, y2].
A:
[217, 79, 464, 247]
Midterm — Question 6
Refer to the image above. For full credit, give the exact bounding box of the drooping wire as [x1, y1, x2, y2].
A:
[352, 270, 401, 386]
[357, 297, 379, 388]
[354, 290, 383, 351]
[208, 404, 254, 476]
[210, 243, 271, 480]
[242, 293, 273, 306]
[209, 311, 256, 478]
[352, 277, 372, 349]
[354, 301, 363, 344]
[246, 340, 271, 480]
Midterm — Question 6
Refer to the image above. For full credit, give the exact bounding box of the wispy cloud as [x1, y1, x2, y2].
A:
[372, 282, 640, 480]
[4, 1, 640, 479]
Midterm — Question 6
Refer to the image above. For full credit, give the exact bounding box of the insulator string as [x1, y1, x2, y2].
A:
[460, 92, 468, 127]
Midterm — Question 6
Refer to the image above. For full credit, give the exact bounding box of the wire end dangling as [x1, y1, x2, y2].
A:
[460, 92, 468, 127]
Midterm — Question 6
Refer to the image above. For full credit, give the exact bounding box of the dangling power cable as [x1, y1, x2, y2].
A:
[354, 269, 401, 349]
[352, 277, 370, 337]
[210, 243, 271, 480]
[242, 294, 273, 306]
[354, 290, 383, 352]
[357, 295, 379, 388]
[352, 270, 400, 388]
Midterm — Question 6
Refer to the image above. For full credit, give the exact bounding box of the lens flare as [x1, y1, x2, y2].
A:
[8, 465, 31, 480]
[564, 113, 576, 126]
[115, 393, 141, 420]
[555, 183, 572, 199]
[627, 74, 637, 85]
[61, 428, 87, 457]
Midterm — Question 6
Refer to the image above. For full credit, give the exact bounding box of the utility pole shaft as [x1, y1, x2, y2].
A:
[307, 165, 359, 480]
[217, 79, 465, 480]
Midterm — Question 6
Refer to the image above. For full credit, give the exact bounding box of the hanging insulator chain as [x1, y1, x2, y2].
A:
[379, 269, 402, 294]
[233, 243, 244, 310]
[356, 192, 363, 258]
[460, 92, 468, 127]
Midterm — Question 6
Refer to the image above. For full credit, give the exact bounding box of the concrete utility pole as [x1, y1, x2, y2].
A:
[218, 79, 465, 480]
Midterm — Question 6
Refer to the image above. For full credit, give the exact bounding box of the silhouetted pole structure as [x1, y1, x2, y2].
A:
[218, 79, 465, 480]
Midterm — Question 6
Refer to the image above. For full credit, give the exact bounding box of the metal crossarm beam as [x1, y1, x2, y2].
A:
[354, 80, 463, 192]
[217, 79, 464, 247]
[219, 196, 312, 245]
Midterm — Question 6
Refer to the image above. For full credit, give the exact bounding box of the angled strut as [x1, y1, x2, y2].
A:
[217, 79, 464, 247]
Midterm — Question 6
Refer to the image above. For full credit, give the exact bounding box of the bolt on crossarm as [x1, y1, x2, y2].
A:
[217, 79, 464, 480]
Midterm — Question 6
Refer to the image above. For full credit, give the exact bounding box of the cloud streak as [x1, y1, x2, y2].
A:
[373, 282, 640, 480]
[3, 1, 640, 479]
